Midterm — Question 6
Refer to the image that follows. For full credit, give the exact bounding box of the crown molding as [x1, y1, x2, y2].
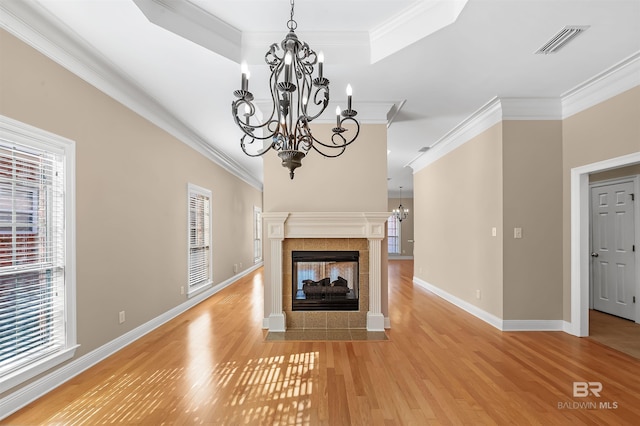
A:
[561, 51, 640, 119]
[409, 51, 639, 173]
[408, 97, 502, 171]
[0, 0, 262, 190]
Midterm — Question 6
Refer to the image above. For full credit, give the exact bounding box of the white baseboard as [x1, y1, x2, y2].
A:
[413, 277, 567, 332]
[388, 255, 414, 260]
[0, 262, 263, 420]
[502, 320, 566, 331]
[413, 277, 503, 330]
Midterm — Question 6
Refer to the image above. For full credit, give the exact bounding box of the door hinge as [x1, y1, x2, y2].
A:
[634, 296, 636, 304]
[634, 245, 636, 252]
[632, 193, 635, 201]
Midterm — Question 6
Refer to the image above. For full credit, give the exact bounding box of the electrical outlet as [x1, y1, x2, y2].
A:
[514, 227, 522, 239]
[180, 286, 184, 295]
[492, 227, 497, 237]
[233, 264, 238, 273]
[119, 311, 125, 324]
[476, 290, 481, 300]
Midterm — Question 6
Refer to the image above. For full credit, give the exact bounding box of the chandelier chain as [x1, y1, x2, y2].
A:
[287, 0, 297, 31]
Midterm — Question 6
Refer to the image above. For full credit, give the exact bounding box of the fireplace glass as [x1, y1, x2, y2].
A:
[292, 251, 359, 311]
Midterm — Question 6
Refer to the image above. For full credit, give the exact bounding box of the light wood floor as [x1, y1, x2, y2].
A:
[589, 309, 640, 359]
[4, 260, 640, 424]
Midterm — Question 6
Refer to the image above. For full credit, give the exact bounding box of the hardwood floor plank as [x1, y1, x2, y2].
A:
[4, 260, 640, 424]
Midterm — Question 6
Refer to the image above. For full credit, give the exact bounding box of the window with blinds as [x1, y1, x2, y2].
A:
[188, 184, 212, 295]
[387, 215, 401, 254]
[254, 206, 262, 263]
[0, 115, 76, 393]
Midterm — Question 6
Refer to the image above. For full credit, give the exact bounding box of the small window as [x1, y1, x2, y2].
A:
[387, 214, 401, 255]
[187, 184, 212, 295]
[253, 206, 262, 263]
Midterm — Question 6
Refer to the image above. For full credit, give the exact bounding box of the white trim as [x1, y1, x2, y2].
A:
[502, 320, 565, 332]
[562, 51, 640, 119]
[0, 262, 262, 420]
[569, 152, 640, 337]
[412, 277, 503, 330]
[0, 1, 262, 191]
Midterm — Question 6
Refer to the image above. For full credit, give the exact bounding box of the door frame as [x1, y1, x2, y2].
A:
[571, 151, 640, 337]
[588, 176, 638, 316]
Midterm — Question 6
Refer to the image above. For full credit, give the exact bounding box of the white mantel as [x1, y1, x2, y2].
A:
[263, 212, 389, 332]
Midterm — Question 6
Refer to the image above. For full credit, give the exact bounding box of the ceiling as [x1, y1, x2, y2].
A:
[2, 0, 640, 197]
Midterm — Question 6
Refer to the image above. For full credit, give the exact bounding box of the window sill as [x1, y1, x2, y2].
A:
[187, 281, 213, 298]
[0, 345, 79, 394]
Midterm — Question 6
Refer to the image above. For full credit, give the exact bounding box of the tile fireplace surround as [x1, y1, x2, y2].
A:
[263, 212, 389, 332]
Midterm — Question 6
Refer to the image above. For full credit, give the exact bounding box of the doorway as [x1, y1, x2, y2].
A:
[570, 152, 640, 337]
[590, 177, 637, 321]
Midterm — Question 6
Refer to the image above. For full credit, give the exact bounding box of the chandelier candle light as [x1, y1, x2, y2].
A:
[231, 0, 360, 179]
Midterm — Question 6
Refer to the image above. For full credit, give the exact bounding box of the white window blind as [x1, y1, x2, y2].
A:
[188, 184, 211, 294]
[253, 206, 262, 263]
[387, 215, 401, 254]
[0, 140, 66, 380]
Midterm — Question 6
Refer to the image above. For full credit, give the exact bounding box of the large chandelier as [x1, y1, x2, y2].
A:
[231, 0, 360, 179]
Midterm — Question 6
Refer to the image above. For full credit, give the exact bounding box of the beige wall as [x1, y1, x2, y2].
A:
[0, 29, 262, 393]
[388, 197, 414, 256]
[262, 123, 390, 320]
[562, 86, 640, 321]
[502, 121, 563, 320]
[414, 123, 504, 318]
[264, 124, 388, 212]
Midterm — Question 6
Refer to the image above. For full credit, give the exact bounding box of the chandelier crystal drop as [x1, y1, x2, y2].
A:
[231, 0, 360, 179]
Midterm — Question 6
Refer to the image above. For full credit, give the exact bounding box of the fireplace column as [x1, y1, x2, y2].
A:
[263, 213, 289, 332]
[365, 214, 387, 331]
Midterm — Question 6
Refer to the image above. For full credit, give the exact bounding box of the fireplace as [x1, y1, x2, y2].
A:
[292, 250, 359, 311]
[262, 212, 389, 332]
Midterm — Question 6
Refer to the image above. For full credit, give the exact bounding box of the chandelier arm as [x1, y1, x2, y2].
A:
[240, 134, 277, 157]
[303, 85, 329, 122]
[231, 100, 280, 141]
[309, 117, 360, 151]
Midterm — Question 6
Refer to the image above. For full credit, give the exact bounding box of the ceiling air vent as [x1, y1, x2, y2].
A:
[418, 146, 430, 153]
[535, 25, 590, 54]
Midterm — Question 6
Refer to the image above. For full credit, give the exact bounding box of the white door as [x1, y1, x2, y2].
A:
[590, 180, 636, 320]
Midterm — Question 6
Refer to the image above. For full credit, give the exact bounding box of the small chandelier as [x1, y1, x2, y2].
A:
[231, 0, 360, 179]
[393, 186, 409, 222]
